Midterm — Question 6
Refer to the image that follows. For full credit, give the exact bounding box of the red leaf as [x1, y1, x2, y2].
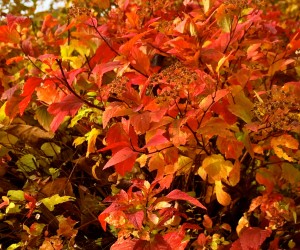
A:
[163, 229, 189, 250]
[92, 61, 122, 87]
[103, 147, 138, 172]
[7, 14, 31, 28]
[24, 193, 37, 218]
[130, 46, 151, 75]
[165, 190, 206, 210]
[127, 210, 144, 230]
[130, 112, 151, 134]
[99, 141, 130, 152]
[106, 123, 129, 147]
[134, 235, 172, 250]
[200, 89, 229, 110]
[67, 68, 84, 86]
[143, 134, 169, 149]
[230, 227, 271, 250]
[19, 77, 43, 115]
[1, 85, 19, 100]
[110, 238, 139, 250]
[90, 42, 117, 68]
[217, 136, 244, 159]
[115, 154, 138, 176]
[48, 94, 83, 132]
[36, 79, 63, 105]
[0, 197, 9, 209]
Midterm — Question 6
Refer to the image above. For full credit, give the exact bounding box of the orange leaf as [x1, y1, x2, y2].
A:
[203, 214, 213, 229]
[215, 180, 231, 206]
[271, 134, 299, 162]
[102, 102, 133, 128]
[255, 168, 275, 194]
[0, 25, 20, 43]
[217, 136, 244, 160]
[228, 160, 241, 186]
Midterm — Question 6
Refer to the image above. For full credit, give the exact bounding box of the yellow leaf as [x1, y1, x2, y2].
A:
[236, 213, 249, 236]
[73, 136, 85, 147]
[175, 155, 194, 174]
[216, 52, 232, 74]
[86, 128, 102, 157]
[201, 154, 233, 181]
[202, 0, 211, 14]
[215, 180, 231, 206]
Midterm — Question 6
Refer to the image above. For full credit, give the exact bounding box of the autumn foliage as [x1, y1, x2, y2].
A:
[0, 0, 300, 249]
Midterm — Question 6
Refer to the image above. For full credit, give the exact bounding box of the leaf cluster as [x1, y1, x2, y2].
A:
[0, 0, 300, 249]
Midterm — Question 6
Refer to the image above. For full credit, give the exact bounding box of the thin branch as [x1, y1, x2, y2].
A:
[56, 59, 104, 111]
[89, 18, 149, 78]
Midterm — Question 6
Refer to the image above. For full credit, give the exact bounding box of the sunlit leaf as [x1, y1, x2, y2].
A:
[7, 190, 25, 201]
[40, 194, 75, 211]
[202, 0, 212, 14]
[201, 154, 233, 181]
[85, 128, 102, 157]
[215, 180, 231, 206]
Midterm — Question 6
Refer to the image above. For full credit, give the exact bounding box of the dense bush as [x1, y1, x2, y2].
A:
[0, 0, 299, 249]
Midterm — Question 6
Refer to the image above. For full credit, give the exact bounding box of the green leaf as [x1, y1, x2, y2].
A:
[6, 202, 21, 214]
[16, 154, 38, 172]
[35, 107, 53, 131]
[41, 142, 61, 157]
[40, 194, 75, 211]
[7, 190, 25, 201]
[281, 163, 300, 185]
[49, 168, 60, 179]
[215, 4, 237, 33]
[69, 108, 92, 128]
[0, 131, 18, 157]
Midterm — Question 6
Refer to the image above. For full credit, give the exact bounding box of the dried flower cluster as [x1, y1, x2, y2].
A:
[253, 90, 300, 131]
